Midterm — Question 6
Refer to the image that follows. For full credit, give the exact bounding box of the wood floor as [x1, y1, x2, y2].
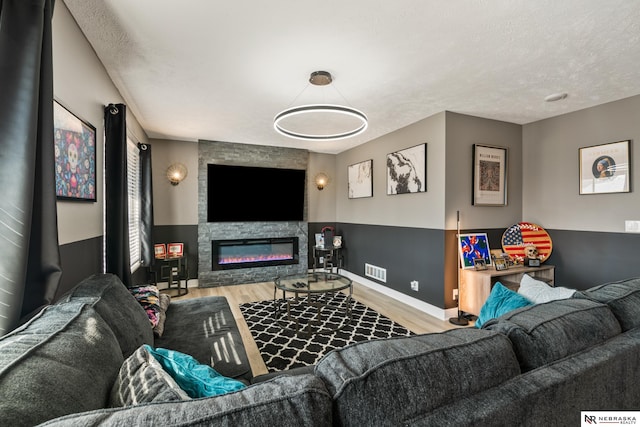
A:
[174, 279, 457, 377]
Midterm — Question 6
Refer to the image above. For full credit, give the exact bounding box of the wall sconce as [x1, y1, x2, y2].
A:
[166, 163, 188, 186]
[315, 173, 330, 190]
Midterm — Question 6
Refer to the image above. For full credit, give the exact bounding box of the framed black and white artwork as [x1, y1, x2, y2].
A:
[348, 159, 373, 199]
[386, 143, 426, 195]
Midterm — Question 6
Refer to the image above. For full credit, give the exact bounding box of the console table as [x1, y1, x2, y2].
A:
[459, 264, 555, 316]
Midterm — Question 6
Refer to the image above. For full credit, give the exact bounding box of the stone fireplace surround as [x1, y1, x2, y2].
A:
[198, 140, 309, 286]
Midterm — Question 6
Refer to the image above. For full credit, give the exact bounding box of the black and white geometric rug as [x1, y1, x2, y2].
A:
[239, 292, 414, 372]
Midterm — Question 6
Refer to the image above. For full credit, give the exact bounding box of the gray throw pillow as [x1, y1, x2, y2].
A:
[110, 345, 190, 407]
[0, 301, 124, 427]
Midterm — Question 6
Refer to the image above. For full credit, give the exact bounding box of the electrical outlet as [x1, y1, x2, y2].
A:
[625, 220, 640, 233]
[319, 256, 324, 264]
[453, 289, 459, 300]
[410, 280, 419, 291]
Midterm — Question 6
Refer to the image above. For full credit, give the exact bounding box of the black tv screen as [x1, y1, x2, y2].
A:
[207, 164, 306, 222]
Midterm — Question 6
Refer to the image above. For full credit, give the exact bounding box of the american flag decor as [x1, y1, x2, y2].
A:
[501, 222, 553, 263]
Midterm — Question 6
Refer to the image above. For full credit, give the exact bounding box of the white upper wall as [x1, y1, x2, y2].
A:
[523, 94, 640, 233]
[149, 139, 199, 226]
[445, 112, 523, 230]
[53, 2, 147, 244]
[336, 112, 447, 229]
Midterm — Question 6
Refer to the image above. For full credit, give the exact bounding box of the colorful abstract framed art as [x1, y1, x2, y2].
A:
[458, 233, 492, 269]
[54, 100, 97, 201]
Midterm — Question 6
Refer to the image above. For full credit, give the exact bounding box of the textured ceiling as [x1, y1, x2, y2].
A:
[63, 0, 640, 154]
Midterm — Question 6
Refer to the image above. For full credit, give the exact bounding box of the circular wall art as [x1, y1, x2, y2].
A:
[501, 222, 552, 264]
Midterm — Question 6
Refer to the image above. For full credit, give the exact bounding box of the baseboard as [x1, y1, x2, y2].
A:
[338, 269, 456, 321]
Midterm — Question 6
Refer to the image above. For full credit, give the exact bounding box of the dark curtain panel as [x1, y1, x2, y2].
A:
[104, 103, 132, 286]
[0, 0, 61, 334]
[138, 143, 154, 267]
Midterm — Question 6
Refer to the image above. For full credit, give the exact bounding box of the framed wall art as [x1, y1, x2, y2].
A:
[579, 140, 630, 194]
[154, 244, 167, 259]
[348, 159, 373, 199]
[386, 143, 426, 195]
[458, 233, 492, 269]
[167, 243, 184, 257]
[472, 144, 507, 206]
[54, 100, 97, 201]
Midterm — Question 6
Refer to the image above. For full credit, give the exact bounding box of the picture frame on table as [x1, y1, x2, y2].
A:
[167, 243, 184, 257]
[54, 100, 97, 202]
[494, 257, 508, 271]
[579, 140, 630, 195]
[386, 143, 426, 195]
[154, 244, 167, 259]
[473, 258, 488, 270]
[458, 233, 492, 269]
[472, 144, 507, 206]
[348, 159, 373, 199]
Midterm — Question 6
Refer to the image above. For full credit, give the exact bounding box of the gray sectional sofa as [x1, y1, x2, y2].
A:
[1, 273, 639, 426]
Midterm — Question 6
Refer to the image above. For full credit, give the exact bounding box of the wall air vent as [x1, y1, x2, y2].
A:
[365, 263, 387, 283]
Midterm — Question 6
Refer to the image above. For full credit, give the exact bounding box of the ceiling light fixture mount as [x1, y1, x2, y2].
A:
[544, 92, 568, 102]
[274, 71, 368, 141]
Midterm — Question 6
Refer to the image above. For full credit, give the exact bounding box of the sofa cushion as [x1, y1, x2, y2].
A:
[145, 345, 246, 398]
[153, 293, 171, 337]
[483, 298, 621, 372]
[409, 327, 640, 426]
[0, 301, 124, 427]
[518, 274, 576, 303]
[56, 273, 154, 358]
[577, 277, 640, 331]
[475, 282, 533, 328]
[314, 328, 520, 426]
[154, 296, 252, 380]
[110, 345, 190, 407]
[37, 374, 333, 427]
[130, 285, 162, 327]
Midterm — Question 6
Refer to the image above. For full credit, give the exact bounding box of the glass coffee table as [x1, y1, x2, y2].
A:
[273, 271, 353, 336]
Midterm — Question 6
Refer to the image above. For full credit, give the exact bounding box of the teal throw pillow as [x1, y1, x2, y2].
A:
[144, 345, 246, 398]
[475, 282, 533, 328]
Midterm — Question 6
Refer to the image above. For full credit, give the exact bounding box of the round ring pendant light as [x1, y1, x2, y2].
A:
[274, 71, 368, 141]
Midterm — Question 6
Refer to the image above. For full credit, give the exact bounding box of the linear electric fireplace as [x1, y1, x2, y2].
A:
[212, 237, 299, 270]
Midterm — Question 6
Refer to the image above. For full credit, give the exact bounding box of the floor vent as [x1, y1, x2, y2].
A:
[365, 263, 387, 283]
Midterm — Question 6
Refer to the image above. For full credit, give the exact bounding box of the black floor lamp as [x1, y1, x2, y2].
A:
[450, 210, 469, 326]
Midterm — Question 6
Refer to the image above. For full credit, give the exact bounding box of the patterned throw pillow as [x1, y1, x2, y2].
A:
[110, 345, 190, 407]
[130, 286, 162, 327]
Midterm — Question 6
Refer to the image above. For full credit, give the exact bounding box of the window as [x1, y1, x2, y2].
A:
[127, 137, 141, 272]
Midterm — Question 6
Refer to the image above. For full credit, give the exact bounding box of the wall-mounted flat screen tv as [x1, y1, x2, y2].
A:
[207, 164, 306, 222]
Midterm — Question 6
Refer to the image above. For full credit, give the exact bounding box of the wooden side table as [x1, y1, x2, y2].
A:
[459, 264, 555, 316]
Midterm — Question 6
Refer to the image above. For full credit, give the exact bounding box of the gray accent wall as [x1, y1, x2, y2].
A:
[523, 95, 640, 287]
[56, 237, 102, 299]
[545, 229, 639, 288]
[336, 223, 446, 308]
